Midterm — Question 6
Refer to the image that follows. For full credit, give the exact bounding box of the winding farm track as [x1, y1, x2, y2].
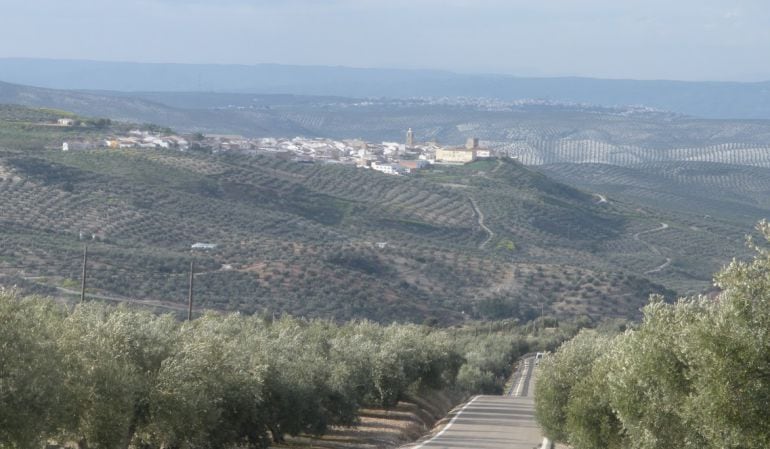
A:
[469, 196, 494, 249]
[593, 193, 608, 204]
[634, 222, 673, 274]
[491, 158, 504, 173]
[16, 263, 235, 312]
[14, 272, 190, 312]
[52, 285, 190, 311]
[465, 159, 503, 250]
[646, 258, 672, 275]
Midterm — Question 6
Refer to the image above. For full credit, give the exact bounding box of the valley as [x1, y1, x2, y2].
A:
[1, 103, 763, 326]
[4, 4, 770, 447]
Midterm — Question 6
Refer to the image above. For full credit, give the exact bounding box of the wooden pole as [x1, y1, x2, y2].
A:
[540, 303, 545, 334]
[80, 244, 88, 303]
[187, 259, 195, 321]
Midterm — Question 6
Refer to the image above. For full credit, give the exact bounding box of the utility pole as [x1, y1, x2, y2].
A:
[187, 259, 195, 321]
[80, 244, 88, 303]
[539, 303, 545, 334]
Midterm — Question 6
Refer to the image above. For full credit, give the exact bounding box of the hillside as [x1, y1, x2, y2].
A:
[0, 105, 707, 323]
[541, 161, 770, 220]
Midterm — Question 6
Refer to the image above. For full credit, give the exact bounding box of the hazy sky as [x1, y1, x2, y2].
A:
[1, 0, 769, 81]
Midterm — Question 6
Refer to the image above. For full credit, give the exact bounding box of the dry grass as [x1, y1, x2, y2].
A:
[278, 391, 459, 449]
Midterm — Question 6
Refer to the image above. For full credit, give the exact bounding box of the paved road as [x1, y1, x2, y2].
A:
[402, 357, 546, 449]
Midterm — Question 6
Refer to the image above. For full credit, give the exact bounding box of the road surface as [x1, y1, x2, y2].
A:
[402, 357, 547, 449]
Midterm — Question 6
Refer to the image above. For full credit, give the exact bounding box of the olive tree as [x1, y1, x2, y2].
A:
[58, 304, 178, 449]
[0, 292, 72, 448]
[534, 330, 616, 446]
[677, 220, 770, 448]
[149, 313, 268, 449]
[259, 318, 362, 442]
[603, 298, 707, 449]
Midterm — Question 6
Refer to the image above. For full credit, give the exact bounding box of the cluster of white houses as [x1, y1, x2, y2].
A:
[60, 127, 492, 176]
[200, 129, 493, 176]
[103, 130, 189, 150]
[62, 130, 189, 152]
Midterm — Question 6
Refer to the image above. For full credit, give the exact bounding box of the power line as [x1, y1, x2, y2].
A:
[0, 252, 226, 309]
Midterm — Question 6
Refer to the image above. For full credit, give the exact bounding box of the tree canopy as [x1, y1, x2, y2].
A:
[535, 220, 770, 449]
[0, 289, 541, 449]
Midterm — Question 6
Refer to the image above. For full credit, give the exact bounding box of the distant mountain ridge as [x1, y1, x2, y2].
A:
[4, 79, 770, 153]
[2, 58, 770, 119]
[0, 80, 315, 137]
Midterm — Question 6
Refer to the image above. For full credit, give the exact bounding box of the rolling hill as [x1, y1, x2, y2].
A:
[0, 105, 713, 324]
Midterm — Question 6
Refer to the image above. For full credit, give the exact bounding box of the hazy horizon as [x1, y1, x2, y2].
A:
[3, 56, 770, 85]
[1, 0, 769, 83]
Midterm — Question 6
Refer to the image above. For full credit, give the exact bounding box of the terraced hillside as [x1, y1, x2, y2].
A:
[1, 105, 763, 319]
[505, 140, 770, 167]
[539, 161, 770, 286]
[541, 161, 770, 219]
[418, 160, 757, 295]
[0, 107, 707, 323]
[0, 150, 675, 322]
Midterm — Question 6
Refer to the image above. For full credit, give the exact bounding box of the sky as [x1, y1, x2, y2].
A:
[1, 0, 769, 81]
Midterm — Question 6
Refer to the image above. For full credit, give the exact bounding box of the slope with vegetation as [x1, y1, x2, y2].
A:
[0, 105, 694, 323]
[541, 161, 770, 290]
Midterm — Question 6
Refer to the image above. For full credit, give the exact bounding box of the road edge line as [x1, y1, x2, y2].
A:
[411, 395, 480, 449]
[513, 359, 531, 397]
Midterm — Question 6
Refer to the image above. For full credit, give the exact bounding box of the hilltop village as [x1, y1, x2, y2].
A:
[62, 126, 494, 175]
[196, 128, 493, 175]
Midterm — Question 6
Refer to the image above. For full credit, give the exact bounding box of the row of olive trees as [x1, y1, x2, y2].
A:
[535, 221, 770, 449]
[0, 292, 529, 449]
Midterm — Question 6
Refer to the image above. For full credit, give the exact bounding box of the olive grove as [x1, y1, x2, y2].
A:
[0, 291, 538, 449]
